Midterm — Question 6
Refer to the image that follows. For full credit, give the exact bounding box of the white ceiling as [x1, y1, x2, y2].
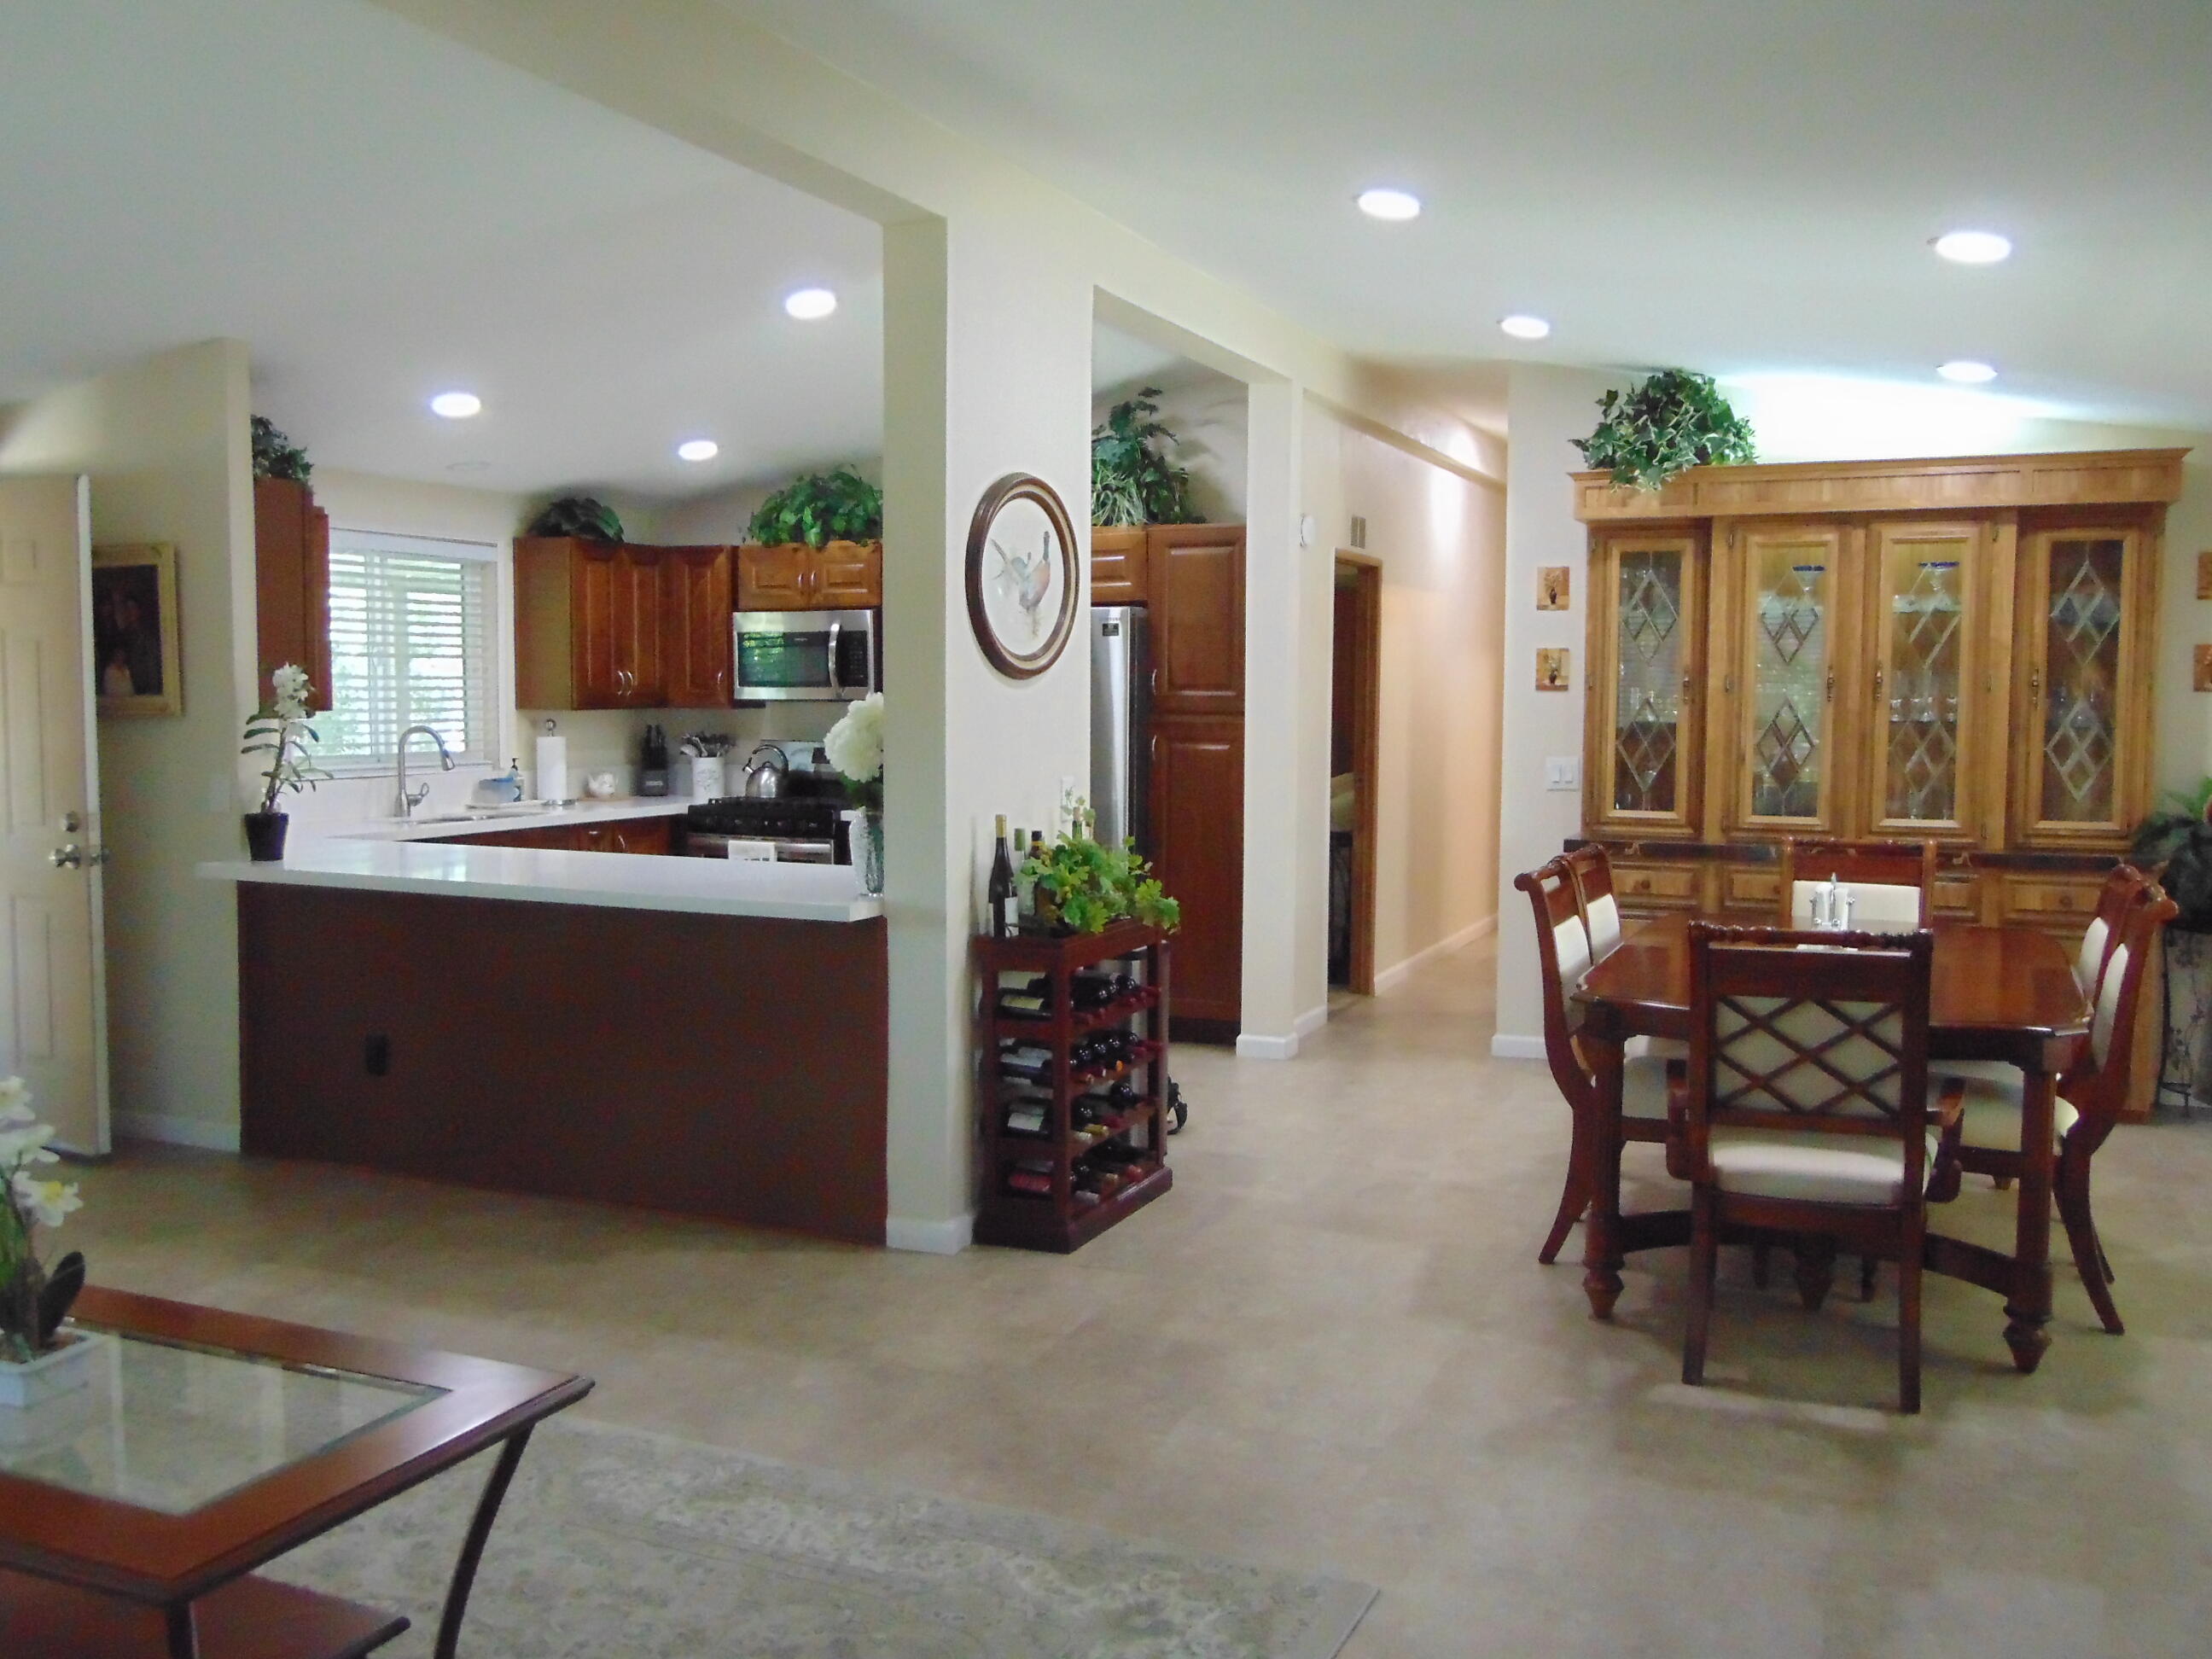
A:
[730, 0, 2212, 431]
[0, 0, 885, 501]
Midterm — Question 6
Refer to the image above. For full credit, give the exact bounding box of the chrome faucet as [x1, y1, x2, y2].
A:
[393, 725, 455, 818]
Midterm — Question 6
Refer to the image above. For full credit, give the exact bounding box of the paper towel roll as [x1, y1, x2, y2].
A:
[535, 732, 568, 801]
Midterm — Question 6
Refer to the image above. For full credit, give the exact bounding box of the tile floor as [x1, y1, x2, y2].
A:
[65, 935, 2212, 1657]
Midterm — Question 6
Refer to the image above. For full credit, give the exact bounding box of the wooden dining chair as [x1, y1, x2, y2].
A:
[1567, 844, 1685, 1062]
[1679, 924, 1959, 1413]
[1939, 881, 2177, 1334]
[1776, 838, 1938, 933]
[1515, 855, 1681, 1264]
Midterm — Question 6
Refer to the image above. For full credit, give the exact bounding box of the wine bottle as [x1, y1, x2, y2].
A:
[989, 816, 1017, 937]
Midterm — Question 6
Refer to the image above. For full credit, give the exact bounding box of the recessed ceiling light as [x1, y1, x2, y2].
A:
[1932, 230, 2011, 265]
[1355, 188, 1422, 222]
[1936, 359, 1998, 384]
[1499, 314, 1551, 341]
[677, 439, 719, 463]
[783, 287, 838, 320]
[429, 391, 482, 419]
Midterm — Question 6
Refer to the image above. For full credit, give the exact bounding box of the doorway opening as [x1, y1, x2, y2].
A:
[1329, 554, 1380, 994]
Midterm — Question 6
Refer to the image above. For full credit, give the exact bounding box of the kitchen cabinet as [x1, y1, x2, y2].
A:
[736, 540, 882, 610]
[1149, 713, 1244, 1033]
[1583, 528, 1705, 841]
[515, 538, 665, 709]
[661, 544, 734, 707]
[423, 815, 677, 855]
[1149, 524, 1245, 716]
[1089, 526, 1147, 604]
[253, 477, 330, 711]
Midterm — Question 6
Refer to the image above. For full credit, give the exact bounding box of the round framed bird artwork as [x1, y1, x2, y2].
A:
[965, 472, 1080, 679]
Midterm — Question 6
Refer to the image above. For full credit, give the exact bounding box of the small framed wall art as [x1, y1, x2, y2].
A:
[966, 473, 1080, 678]
[1536, 566, 1570, 611]
[2197, 550, 2212, 601]
[2195, 643, 2212, 693]
[1536, 647, 1570, 691]
[92, 542, 183, 717]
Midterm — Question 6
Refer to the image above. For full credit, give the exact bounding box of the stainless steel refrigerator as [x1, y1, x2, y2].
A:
[1090, 607, 1151, 853]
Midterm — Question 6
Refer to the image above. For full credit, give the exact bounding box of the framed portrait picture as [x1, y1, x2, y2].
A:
[1535, 647, 1571, 690]
[2195, 643, 2212, 693]
[92, 543, 183, 717]
[1536, 567, 1570, 610]
[965, 473, 1079, 678]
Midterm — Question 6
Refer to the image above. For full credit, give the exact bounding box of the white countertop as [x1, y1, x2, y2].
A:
[321, 796, 696, 843]
[199, 837, 882, 923]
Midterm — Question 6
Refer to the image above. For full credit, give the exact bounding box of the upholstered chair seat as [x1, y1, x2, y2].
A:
[1951, 1077, 2081, 1150]
[1789, 880, 1924, 934]
[1628, 1034, 1689, 1062]
[1621, 1052, 1679, 1121]
[1707, 1127, 1947, 1206]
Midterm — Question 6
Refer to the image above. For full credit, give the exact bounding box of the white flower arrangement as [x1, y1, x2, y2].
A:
[0, 1078, 82, 1364]
[823, 691, 885, 812]
[242, 663, 330, 815]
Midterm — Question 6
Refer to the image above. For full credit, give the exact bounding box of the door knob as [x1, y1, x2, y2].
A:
[50, 844, 83, 869]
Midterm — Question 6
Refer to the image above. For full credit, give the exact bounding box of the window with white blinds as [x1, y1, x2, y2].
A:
[319, 530, 498, 770]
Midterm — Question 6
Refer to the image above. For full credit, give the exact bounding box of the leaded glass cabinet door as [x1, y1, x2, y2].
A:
[2014, 523, 2157, 847]
[1860, 522, 1990, 841]
[1722, 524, 1854, 837]
[1585, 532, 1703, 838]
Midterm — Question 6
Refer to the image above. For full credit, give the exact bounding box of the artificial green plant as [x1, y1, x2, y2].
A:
[1572, 369, 1756, 490]
[748, 464, 883, 546]
[1091, 387, 1201, 527]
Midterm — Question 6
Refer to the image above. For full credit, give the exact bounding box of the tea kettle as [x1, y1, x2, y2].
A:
[741, 741, 789, 800]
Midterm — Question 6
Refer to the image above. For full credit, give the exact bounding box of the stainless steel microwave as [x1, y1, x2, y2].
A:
[731, 608, 877, 702]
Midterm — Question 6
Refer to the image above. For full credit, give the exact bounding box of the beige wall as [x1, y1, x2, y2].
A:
[1491, 366, 2212, 1051]
[1304, 405, 1507, 988]
[0, 340, 256, 1148]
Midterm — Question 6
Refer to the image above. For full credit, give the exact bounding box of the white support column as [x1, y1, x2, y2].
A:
[1237, 379, 1328, 1058]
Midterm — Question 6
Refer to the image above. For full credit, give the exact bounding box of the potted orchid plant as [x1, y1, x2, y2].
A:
[1, 1076, 92, 1406]
[824, 691, 885, 896]
[240, 663, 327, 861]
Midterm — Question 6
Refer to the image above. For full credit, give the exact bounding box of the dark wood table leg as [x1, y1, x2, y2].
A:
[2003, 1066, 2058, 1373]
[433, 1426, 533, 1659]
[165, 1603, 198, 1659]
[1580, 1027, 1627, 1319]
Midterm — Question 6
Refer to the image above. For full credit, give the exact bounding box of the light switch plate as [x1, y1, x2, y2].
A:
[1545, 756, 1580, 791]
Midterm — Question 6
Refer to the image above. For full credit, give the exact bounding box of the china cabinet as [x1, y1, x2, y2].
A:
[1575, 448, 2184, 934]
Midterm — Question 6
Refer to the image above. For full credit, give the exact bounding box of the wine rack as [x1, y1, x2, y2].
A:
[973, 921, 1173, 1253]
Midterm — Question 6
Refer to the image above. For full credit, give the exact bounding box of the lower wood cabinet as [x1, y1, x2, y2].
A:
[424, 816, 676, 855]
[1149, 714, 1243, 1035]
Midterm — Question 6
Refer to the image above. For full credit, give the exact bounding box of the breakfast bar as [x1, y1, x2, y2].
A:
[200, 841, 888, 1245]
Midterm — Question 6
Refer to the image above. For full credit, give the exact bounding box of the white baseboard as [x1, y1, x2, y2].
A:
[112, 1111, 241, 1153]
[886, 1213, 974, 1254]
[1374, 914, 1497, 995]
[1489, 1033, 1547, 1061]
[1235, 1004, 1327, 1062]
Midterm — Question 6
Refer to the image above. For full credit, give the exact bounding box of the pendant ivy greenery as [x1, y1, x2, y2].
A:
[1091, 387, 1201, 527]
[748, 464, 883, 547]
[1573, 370, 1756, 490]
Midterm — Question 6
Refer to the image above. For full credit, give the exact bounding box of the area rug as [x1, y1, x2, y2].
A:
[270, 1417, 1377, 1658]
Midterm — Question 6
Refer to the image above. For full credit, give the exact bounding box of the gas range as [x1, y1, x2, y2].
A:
[683, 796, 847, 863]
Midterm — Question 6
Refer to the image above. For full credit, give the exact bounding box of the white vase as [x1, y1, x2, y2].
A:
[0, 1329, 106, 1410]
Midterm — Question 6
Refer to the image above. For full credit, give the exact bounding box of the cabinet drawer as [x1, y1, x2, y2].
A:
[1931, 875, 1980, 918]
[2001, 876, 2103, 926]
[1613, 862, 1698, 908]
[1723, 869, 1780, 912]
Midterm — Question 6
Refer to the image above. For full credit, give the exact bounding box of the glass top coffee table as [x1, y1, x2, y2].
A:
[0, 1286, 592, 1658]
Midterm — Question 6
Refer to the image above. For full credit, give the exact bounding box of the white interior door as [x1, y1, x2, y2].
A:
[0, 476, 108, 1153]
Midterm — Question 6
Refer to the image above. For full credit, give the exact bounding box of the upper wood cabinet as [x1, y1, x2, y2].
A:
[1583, 528, 1705, 840]
[515, 537, 667, 710]
[1572, 449, 2185, 859]
[661, 544, 734, 707]
[253, 478, 330, 712]
[1090, 526, 1148, 605]
[1150, 524, 1246, 716]
[736, 541, 882, 610]
[2010, 517, 2161, 849]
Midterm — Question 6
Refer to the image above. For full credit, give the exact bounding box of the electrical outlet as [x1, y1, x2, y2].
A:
[1545, 756, 1580, 791]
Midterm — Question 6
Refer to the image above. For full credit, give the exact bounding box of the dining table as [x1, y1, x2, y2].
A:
[1572, 913, 2092, 1373]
